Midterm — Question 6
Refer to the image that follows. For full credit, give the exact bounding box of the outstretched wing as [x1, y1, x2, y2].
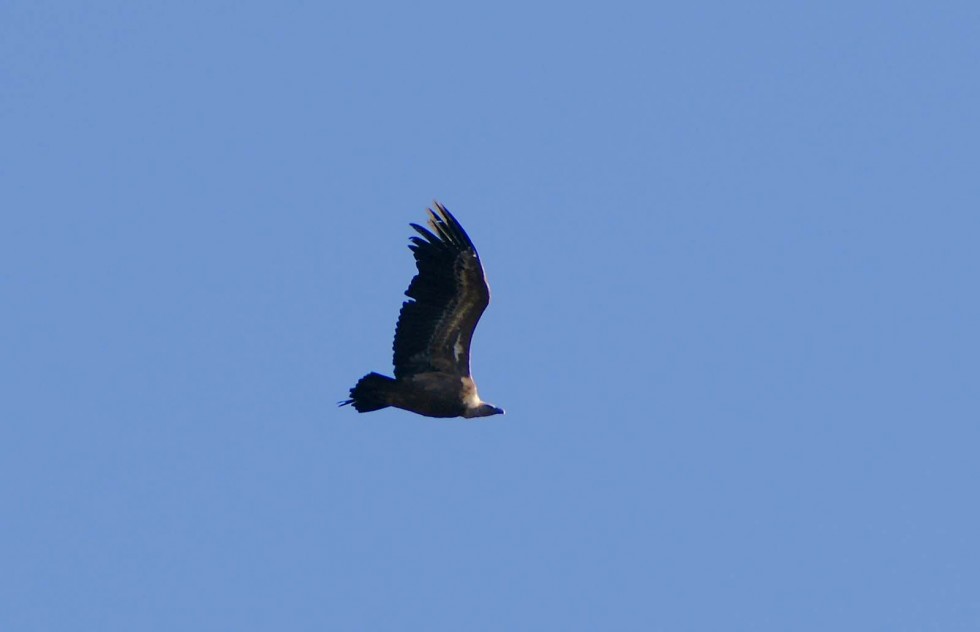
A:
[392, 202, 491, 378]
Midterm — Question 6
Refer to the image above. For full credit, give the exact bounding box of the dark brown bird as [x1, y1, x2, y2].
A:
[340, 203, 504, 418]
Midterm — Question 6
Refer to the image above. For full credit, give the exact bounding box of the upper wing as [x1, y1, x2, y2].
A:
[392, 202, 491, 378]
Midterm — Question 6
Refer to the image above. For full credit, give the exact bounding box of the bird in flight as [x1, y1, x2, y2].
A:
[340, 202, 505, 419]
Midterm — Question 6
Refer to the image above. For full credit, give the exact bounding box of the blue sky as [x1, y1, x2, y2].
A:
[2, 1, 978, 630]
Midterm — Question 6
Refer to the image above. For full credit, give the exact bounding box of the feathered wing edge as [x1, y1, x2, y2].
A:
[391, 203, 490, 378]
[416, 202, 478, 253]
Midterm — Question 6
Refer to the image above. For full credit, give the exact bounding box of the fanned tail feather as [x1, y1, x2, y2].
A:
[339, 372, 395, 413]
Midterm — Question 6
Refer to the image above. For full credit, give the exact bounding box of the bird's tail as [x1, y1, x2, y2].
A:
[339, 372, 396, 413]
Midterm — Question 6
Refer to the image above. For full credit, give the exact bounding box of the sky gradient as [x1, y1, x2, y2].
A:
[3, 2, 979, 630]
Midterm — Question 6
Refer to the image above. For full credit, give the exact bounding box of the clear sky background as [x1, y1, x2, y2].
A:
[2, 2, 978, 630]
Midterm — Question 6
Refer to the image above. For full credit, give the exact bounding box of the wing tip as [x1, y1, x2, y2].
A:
[424, 200, 476, 253]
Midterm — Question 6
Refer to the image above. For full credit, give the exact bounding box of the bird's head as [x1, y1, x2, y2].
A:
[465, 403, 505, 418]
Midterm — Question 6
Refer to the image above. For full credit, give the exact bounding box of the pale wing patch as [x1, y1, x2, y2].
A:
[453, 332, 465, 363]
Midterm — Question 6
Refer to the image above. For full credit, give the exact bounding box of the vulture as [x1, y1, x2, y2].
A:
[340, 203, 505, 418]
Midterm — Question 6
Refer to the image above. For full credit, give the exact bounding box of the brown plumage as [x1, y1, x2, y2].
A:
[340, 203, 504, 419]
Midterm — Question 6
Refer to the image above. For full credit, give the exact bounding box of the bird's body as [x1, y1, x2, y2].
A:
[340, 203, 504, 419]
